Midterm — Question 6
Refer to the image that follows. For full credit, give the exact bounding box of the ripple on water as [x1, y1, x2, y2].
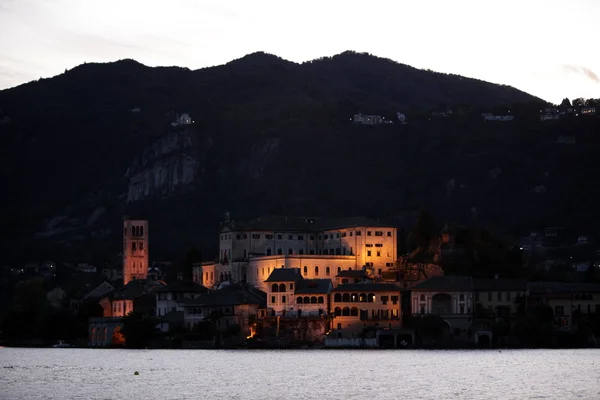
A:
[0, 348, 599, 400]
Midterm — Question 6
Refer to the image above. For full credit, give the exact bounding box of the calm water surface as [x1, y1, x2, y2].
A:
[1, 348, 599, 400]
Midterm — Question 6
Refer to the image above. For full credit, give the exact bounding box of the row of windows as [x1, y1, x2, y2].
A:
[333, 307, 400, 318]
[270, 295, 325, 304]
[221, 230, 394, 241]
[126, 225, 144, 237]
[419, 294, 467, 301]
[265, 247, 354, 256]
[130, 241, 144, 251]
[474, 292, 524, 302]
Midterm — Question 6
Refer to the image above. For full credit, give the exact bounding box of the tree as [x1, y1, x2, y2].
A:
[572, 98, 585, 107]
[407, 210, 436, 252]
[0, 278, 48, 341]
[120, 311, 159, 348]
[559, 98, 571, 108]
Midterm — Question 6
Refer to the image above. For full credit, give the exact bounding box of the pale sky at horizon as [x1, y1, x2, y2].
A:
[0, 0, 599, 103]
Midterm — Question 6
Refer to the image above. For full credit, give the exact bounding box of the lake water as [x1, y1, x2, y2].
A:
[1, 348, 599, 400]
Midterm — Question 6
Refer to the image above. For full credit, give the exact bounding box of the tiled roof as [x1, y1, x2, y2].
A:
[528, 282, 600, 294]
[295, 279, 332, 294]
[155, 280, 208, 293]
[411, 276, 473, 291]
[113, 278, 166, 300]
[336, 270, 368, 278]
[332, 283, 402, 292]
[222, 215, 396, 233]
[474, 278, 527, 291]
[185, 285, 267, 307]
[264, 268, 303, 282]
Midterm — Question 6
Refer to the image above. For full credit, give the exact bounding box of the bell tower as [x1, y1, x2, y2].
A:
[123, 219, 149, 285]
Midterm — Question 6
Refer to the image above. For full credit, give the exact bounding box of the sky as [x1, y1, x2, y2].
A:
[0, 0, 598, 103]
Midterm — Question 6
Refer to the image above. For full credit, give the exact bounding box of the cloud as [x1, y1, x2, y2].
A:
[563, 64, 599, 83]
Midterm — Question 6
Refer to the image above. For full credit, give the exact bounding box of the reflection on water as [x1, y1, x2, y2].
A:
[1, 348, 599, 400]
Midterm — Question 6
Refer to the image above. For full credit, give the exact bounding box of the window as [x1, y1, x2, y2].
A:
[342, 232, 346, 237]
[282, 296, 286, 304]
[242, 234, 248, 239]
[304, 266, 308, 274]
[366, 244, 373, 247]
[290, 283, 294, 290]
[297, 297, 303, 303]
[337, 266, 342, 274]
[298, 235, 304, 240]
[367, 231, 372, 236]
[131, 242, 136, 251]
[350, 232, 353, 237]
[375, 231, 383, 236]
[265, 234, 273, 239]
[336, 248, 341, 255]
[420, 305, 425, 314]
[288, 235, 293, 240]
[277, 234, 282, 240]
[139, 242, 144, 250]
[506, 292, 511, 302]
[387, 232, 392, 236]
[367, 251, 372, 257]
[326, 266, 330, 276]
[287, 248, 293, 255]
[555, 306, 564, 316]
[271, 284, 279, 292]
[376, 251, 381, 257]
[252, 234, 260, 239]
[266, 248, 272, 256]
[381, 296, 389, 305]
[356, 231, 361, 236]
[459, 294, 465, 301]
[324, 234, 329, 239]
[336, 233, 340, 238]
[459, 304, 465, 314]
[310, 235, 315, 240]
[375, 244, 383, 247]
[299, 249, 304, 255]
[279, 283, 286, 292]
[497, 292, 502, 301]
[419, 294, 425, 301]
[277, 248, 283, 255]
[488, 292, 492, 301]
[271, 296, 275, 303]
[334, 293, 341, 302]
[315, 266, 319, 276]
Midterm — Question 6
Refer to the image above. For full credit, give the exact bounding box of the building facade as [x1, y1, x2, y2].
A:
[123, 219, 149, 285]
[197, 216, 398, 292]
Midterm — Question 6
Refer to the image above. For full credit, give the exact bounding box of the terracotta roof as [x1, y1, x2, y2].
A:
[411, 276, 473, 291]
[295, 279, 332, 294]
[332, 283, 402, 292]
[264, 268, 303, 282]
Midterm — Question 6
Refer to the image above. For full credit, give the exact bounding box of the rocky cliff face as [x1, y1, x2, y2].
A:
[126, 129, 199, 202]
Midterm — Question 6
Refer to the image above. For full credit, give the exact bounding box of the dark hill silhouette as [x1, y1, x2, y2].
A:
[2, 50, 597, 263]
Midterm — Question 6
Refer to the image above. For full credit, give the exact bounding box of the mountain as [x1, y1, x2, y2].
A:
[2, 50, 597, 263]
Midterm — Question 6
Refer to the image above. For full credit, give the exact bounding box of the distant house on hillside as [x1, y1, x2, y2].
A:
[581, 107, 596, 115]
[171, 113, 193, 126]
[397, 112, 407, 124]
[482, 113, 514, 122]
[353, 113, 383, 125]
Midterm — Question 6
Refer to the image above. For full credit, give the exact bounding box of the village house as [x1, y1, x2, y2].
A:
[182, 284, 266, 335]
[411, 276, 473, 336]
[527, 282, 600, 331]
[330, 283, 402, 338]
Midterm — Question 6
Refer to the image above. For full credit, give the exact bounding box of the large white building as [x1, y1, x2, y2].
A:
[195, 216, 398, 292]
